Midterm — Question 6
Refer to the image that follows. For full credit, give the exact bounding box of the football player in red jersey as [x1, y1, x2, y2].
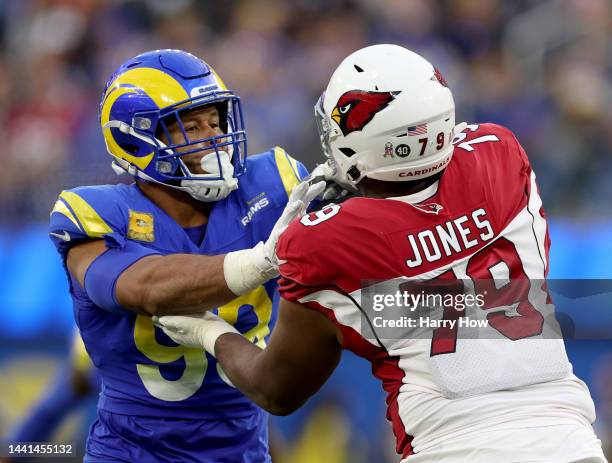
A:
[156, 45, 607, 463]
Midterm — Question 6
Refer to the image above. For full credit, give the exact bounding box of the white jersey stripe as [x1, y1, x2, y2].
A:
[526, 170, 549, 272]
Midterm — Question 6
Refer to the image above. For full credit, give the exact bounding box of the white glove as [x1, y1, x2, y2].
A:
[223, 180, 325, 295]
[307, 161, 356, 201]
[153, 312, 239, 356]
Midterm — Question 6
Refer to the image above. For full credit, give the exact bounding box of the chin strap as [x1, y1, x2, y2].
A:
[104, 119, 163, 180]
[104, 120, 158, 146]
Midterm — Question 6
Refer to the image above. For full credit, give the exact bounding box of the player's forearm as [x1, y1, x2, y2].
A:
[215, 334, 305, 415]
[118, 253, 235, 315]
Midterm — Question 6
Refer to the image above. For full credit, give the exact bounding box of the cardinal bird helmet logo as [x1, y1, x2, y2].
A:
[331, 90, 400, 136]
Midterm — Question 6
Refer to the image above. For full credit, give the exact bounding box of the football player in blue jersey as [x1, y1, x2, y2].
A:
[48, 49, 323, 463]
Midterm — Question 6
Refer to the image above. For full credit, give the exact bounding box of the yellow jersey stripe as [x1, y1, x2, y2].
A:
[59, 191, 113, 238]
[288, 155, 300, 179]
[274, 146, 301, 197]
[51, 199, 82, 231]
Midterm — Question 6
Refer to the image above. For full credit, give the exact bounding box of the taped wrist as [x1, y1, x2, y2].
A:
[223, 242, 278, 296]
[198, 312, 241, 356]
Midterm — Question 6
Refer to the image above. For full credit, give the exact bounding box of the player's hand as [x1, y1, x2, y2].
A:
[223, 180, 325, 295]
[307, 161, 356, 201]
[262, 179, 325, 267]
[153, 312, 239, 355]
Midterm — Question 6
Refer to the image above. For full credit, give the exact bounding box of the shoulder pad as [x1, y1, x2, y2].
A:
[49, 186, 125, 255]
[243, 147, 309, 206]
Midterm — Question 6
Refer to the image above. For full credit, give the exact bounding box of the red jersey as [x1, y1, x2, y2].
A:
[277, 124, 598, 462]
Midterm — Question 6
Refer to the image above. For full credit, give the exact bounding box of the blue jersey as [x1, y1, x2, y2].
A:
[49, 147, 307, 421]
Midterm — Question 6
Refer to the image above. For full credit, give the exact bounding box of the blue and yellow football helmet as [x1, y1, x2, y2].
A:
[99, 49, 247, 201]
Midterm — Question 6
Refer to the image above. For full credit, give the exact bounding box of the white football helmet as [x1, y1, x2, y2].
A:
[315, 44, 457, 187]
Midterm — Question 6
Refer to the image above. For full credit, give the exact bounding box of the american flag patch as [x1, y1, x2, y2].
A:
[407, 123, 427, 135]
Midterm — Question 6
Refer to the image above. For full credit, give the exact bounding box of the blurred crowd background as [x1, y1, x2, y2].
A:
[0, 0, 611, 221]
[0, 0, 610, 462]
